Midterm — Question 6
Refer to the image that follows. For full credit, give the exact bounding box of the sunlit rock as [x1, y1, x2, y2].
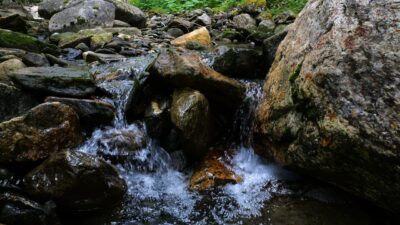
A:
[171, 27, 212, 48]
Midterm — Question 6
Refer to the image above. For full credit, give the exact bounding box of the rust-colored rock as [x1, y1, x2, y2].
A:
[0, 102, 82, 163]
[189, 149, 242, 191]
[171, 27, 212, 48]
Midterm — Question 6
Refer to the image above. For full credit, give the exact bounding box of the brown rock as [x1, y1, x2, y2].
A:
[171, 27, 212, 48]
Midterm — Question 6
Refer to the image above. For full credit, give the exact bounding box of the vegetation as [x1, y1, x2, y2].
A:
[129, 0, 308, 14]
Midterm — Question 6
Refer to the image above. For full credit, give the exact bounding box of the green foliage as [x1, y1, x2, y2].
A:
[129, 0, 244, 12]
[267, 0, 308, 15]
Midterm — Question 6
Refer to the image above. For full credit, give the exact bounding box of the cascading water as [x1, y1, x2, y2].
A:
[76, 55, 336, 225]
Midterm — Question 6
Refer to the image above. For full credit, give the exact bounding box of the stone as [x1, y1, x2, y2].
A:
[0, 83, 39, 123]
[10, 67, 96, 97]
[83, 51, 125, 63]
[113, 20, 130, 27]
[0, 48, 26, 58]
[0, 29, 58, 54]
[171, 88, 215, 159]
[232, 13, 256, 30]
[57, 31, 93, 49]
[0, 192, 57, 225]
[189, 149, 242, 191]
[103, 27, 142, 36]
[38, 0, 81, 19]
[262, 29, 288, 71]
[212, 44, 267, 78]
[0, 8, 32, 33]
[0, 102, 82, 163]
[48, 0, 115, 33]
[167, 18, 192, 32]
[258, 19, 275, 34]
[171, 27, 212, 48]
[24, 150, 126, 212]
[45, 97, 115, 126]
[167, 28, 184, 38]
[90, 32, 113, 50]
[151, 49, 246, 112]
[22, 52, 50, 67]
[144, 98, 171, 139]
[256, 0, 400, 214]
[105, 0, 146, 28]
[195, 13, 212, 27]
[0, 58, 26, 84]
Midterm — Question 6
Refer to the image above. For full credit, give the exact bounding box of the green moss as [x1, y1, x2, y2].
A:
[289, 63, 302, 83]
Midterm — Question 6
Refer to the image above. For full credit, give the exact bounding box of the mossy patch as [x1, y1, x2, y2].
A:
[0, 29, 57, 53]
[289, 62, 302, 83]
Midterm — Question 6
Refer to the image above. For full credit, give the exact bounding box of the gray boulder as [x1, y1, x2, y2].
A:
[105, 0, 147, 28]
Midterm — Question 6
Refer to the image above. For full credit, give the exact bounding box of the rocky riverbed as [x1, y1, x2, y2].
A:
[0, 0, 399, 224]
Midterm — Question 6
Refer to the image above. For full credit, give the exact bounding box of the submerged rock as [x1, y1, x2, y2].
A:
[0, 103, 81, 163]
[0, 83, 39, 122]
[48, 0, 115, 33]
[0, 192, 57, 225]
[256, 0, 400, 214]
[171, 27, 212, 48]
[10, 67, 96, 97]
[171, 88, 215, 159]
[151, 48, 245, 112]
[189, 149, 242, 191]
[45, 97, 115, 127]
[24, 150, 127, 212]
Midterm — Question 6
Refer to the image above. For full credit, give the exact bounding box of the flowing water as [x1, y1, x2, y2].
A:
[74, 55, 383, 225]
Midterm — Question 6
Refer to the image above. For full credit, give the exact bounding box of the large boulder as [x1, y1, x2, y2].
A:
[48, 0, 115, 33]
[38, 0, 82, 19]
[0, 83, 39, 122]
[24, 150, 127, 212]
[171, 88, 215, 159]
[255, 0, 400, 214]
[0, 102, 82, 163]
[151, 49, 246, 112]
[105, 0, 147, 28]
[10, 67, 96, 97]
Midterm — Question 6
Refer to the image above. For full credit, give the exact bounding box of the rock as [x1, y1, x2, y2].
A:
[0, 8, 32, 33]
[151, 49, 245, 112]
[22, 52, 50, 67]
[0, 29, 57, 53]
[48, 0, 115, 33]
[0, 102, 81, 163]
[105, 0, 146, 28]
[258, 19, 275, 34]
[195, 13, 212, 27]
[168, 18, 192, 32]
[0, 48, 26, 58]
[90, 32, 113, 50]
[256, 0, 400, 214]
[113, 20, 130, 27]
[144, 98, 172, 139]
[273, 10, 296, 24]
[38, 0, 81, 19]
[232, 13, 256, 30]
[103, 27, 142, 36]
[45, 97, 115, 126]
[11, 67, 96, 97]
[171, 88, 215, 159]
[0, 83, 39, 122]
[83, 51, 125, 63]
[57, 31, 93, 49]
[0, 192, 56, 225]
[24, 150, 126, 212]
[189, 149, 242, 191]
[171, 27, 212, 48]
[167, 28, 184, 38]
[212, 44, 267, 78]
[45, 53, 70, 67]
[0, 58, 26, 84]
[262, 29, 288, 70]
[75, 42, 90, 52]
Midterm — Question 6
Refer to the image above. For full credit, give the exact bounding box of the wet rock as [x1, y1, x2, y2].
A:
[171, 27, 212, 48]
[83, 51, 125, 63]
[38, 0, 81, 19]
[144, 98, 171, 139]
[45, 97, 115, 127]
[0, 29, 57, 53]
[75, 42, 90, 52]
[105, 0, 146, 28]
[22, 52, 50, 67]
[49, 0, 115, 33]
[0, 192, 57, 225]
[168, 18, 192, 32]
[24, 150, 126, 212]
[0, 102, 81, 163]
[11, 67, 96, 97]
[0, 8, 32, 33]
[0, 83, 39, 123]
[151, 49, 245, 112]
[0, 58, 26, 84]
[212, 44, 267, 78]
[45, 53, 70, 67]
[167, 28, 184, 38]
[256, 0, 400, 214]
[232, 13, 256, 30]
[189, 149, 242, 191]
[262, 28, 288, 70]
[171, 88, 215, 159]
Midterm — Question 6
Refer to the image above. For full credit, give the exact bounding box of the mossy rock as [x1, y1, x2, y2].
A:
[0, 29, 57, 54]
